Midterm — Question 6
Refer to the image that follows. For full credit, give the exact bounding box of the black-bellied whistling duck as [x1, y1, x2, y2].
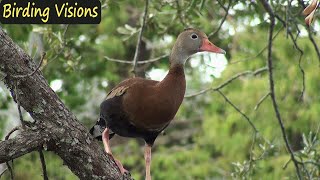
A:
[90, 28, 225, 180]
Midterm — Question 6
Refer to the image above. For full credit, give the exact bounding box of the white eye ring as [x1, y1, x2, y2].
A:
[190, 33, 198, 40]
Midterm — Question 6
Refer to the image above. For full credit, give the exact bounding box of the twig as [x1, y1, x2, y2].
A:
[4, 127, 19, 180]
[283, 158, 292, 169]
[314, 121, 320, 140]
[217, 90, 258, 133]
[135, 54, 169, 64]
[254, 92, 270, 110]
[5, 162, 13, 180]
[0, 167, 8, 178]
[253, 66, 269, 75]
[105, 54, 169, 64]
[175, 0, 187, 27]
[43, 24, 69, 68]
[274, 14, 305, 101]
[300, 160, 320, 167]
[208, 0, 231, 38]
[12, 52, 46, 78]
[261, 1, 302, 179]
[306, 27, 320, 64]
[15, 83, 25, 127]
[38, 150, 49, 180]
[132, 0, 149, 76]
[185, 67, 268, 98]
[230, 27, 283, 65]
[5, 127, 19, 140]
[0, 29, 24, 64]
[247, 132, 258, 175]
[297, 156, 312, 180]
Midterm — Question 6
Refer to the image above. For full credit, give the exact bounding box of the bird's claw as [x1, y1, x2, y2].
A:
[114, 158, 129, 175]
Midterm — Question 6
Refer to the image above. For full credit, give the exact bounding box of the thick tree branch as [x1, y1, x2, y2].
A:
[0, 129, 46, 163]
[0, 27, 132, 179]
[12, 52, 45, 78]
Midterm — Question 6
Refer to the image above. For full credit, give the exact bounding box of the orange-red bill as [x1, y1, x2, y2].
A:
[199, 38, 226, 54]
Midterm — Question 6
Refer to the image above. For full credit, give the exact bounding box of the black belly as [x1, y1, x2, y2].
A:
[90, 97, 162, 145]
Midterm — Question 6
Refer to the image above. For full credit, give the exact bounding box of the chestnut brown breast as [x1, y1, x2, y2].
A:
[122, 65, 185, 131]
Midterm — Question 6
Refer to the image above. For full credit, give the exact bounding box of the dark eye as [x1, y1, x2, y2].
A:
[191, 34, 198, 39]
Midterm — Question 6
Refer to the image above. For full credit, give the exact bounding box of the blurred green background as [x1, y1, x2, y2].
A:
[0, 0, 319, 179]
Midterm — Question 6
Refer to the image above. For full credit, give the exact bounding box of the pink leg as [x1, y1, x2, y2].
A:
[102, 128, 128, 174]
[144, 143, 152, 180]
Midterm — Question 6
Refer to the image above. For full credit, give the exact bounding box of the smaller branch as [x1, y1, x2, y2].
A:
[12, 52, 46, 78]
[0, 167, 7, 178]
[105, 54, 169, 64]
[298, 157, 312, 180]
[175, 0, 187, 27]
[283, 157, 292, 169]
[275, 14, 305, 100]
[253, 66, 269, 75]
[307, 27, 320, 63]
[38, 150, 48, 180]
[254, 92, 270, 110]
[5, 127, 19, 140]
[43, 24, 69, 68]
[137, 54, 169, 64]
[5, 162, 13, 180]
[101, 3, 107, 8]
[247, 132, 258, 174]
[314, 122, 320, 140]
[217, 90, 258, 133]
[3, 126, 19, 180]
[261, 0, 302, 179]
[14, 82, 26, 127]
[185, 67, 268, 98]
[132, 0, 149, 75]
[208, 0, 231, 38]
[17, 98, 25, 126]
[300, 160, 320, 167]
[105, 56, 134, 64]
[230, 27, 283, 65]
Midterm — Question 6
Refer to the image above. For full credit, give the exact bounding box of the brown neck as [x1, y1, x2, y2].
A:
[158, 65, 186, 102]
[161, 64, 185, 83]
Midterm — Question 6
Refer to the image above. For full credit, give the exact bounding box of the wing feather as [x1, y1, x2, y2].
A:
[106, 85, 129, 100]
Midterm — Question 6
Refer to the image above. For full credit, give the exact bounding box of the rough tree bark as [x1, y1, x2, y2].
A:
[0, 27, 132, 179]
